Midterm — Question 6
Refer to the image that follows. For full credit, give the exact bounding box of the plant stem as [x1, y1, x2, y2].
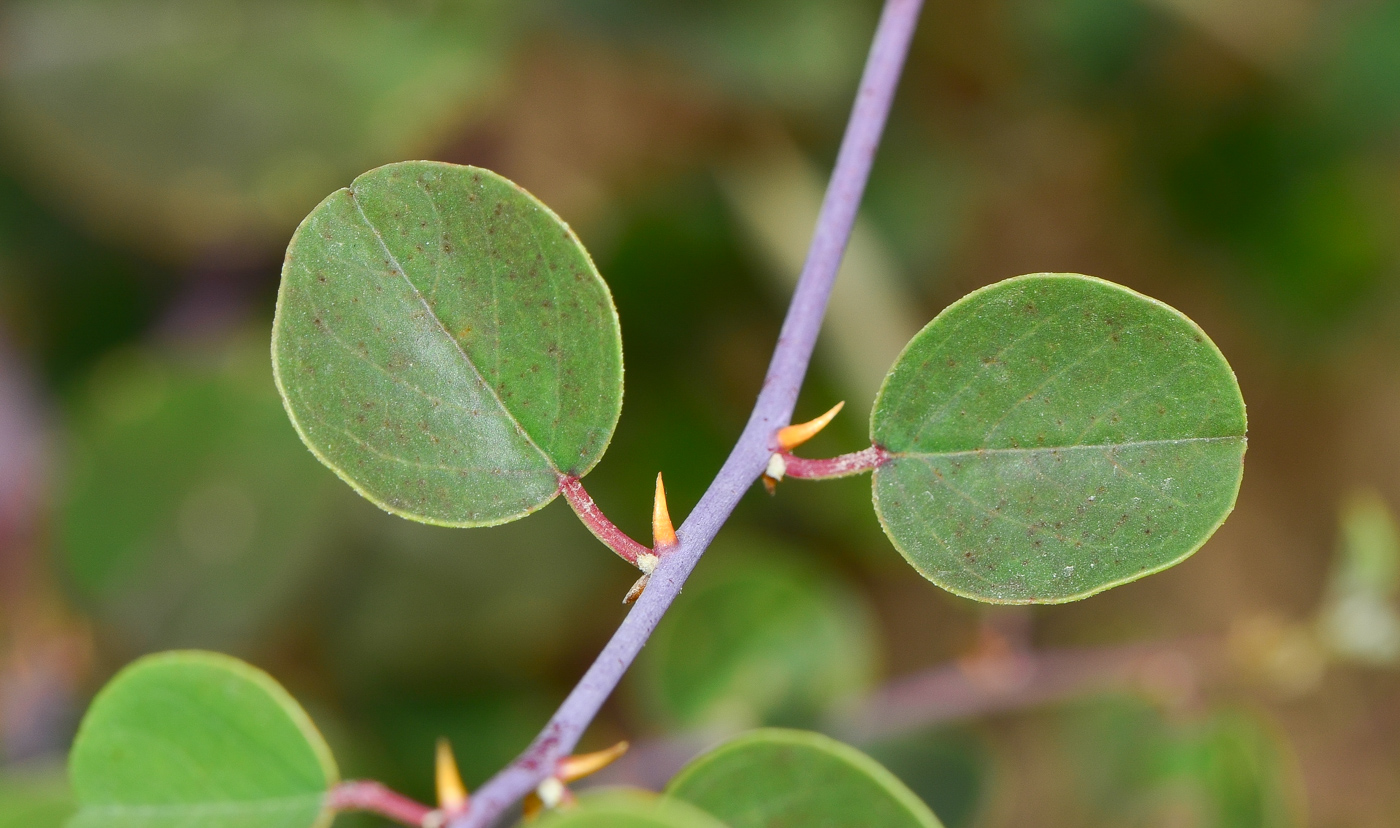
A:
[451, 1, 925, 823]
[778, 445, 890, 480]
[558, 475, 652, 568]
[328, 781, 436, 827]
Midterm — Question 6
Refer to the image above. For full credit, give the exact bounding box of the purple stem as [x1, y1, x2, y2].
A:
[451, 1, 925, 824]
[779, 445, 890, 480]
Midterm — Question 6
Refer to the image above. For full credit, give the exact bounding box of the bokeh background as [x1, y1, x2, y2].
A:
[3, 0, 1400, 826]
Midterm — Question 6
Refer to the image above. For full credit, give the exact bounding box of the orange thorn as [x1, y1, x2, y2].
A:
[557, 741, 630, 783]
[435, 738, 469, 813]
[652, 473, 677, 549]
[777, 401, 845, 450]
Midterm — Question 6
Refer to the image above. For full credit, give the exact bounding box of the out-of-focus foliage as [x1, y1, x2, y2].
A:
[0, 0, 517, 258]
[635, 536, 878, 729]
[58, 338, 338, 653]
[1063, 698, 1301, 828]
[1318, 490, 1400, 665]
[864, 727, 990, 828]
[0, 766, 71, 828]
[548, 0, 876, 112]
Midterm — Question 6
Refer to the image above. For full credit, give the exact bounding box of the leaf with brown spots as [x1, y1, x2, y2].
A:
[871, 274, 1246, 603]
[273, 161, 623, 527]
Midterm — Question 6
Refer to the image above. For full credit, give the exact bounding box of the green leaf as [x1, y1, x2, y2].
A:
[530, 789, 729, 828]
[0, 0, 515, 257]
[69, 651, 338, 828]
[637, 536, 877, 728]
[274, 160, 624, 527]
[1062, 698, 1301, 828]
[0, 766, 73, 828]
[1319, 489, 1400, 664]
[667, 729, 943, 828]
[58, 339, 337, 651]
[871, 273, 1246, 603]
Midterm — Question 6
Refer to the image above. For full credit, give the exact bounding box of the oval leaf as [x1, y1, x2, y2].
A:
[530, 789, 728, 828]
[871, 273, 1246, 603]
[667, 729, 943, 828]
[274, 161, 624, 526]
[69, 651, 338, 828]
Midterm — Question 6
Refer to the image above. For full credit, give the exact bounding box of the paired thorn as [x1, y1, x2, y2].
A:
[435, 739, 469, 815]
[765, 402, 844, 492]
[776, 401, 844, 451]
[627, 474, 678, 604]
[652, 473, 677, 549]
[522, 741, 631, 821]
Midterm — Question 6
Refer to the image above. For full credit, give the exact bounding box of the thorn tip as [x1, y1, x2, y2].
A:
[652, 473, 677, 549]
[435, 738, 469, 813]
[558, 741, 630, 783]
[777, 401, 845, 450]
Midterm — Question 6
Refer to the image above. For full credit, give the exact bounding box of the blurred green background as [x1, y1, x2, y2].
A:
[3, 0, 1400, 826]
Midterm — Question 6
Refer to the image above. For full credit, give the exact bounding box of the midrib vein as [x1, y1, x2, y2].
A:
[78, 792, 324, 816]
[346, 189, 557, 473]
[894, 434, 1243, 461]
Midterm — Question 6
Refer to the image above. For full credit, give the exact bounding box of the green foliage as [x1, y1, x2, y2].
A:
[274, 160, 623, 527]
[667, 728, 944, 828]
[0, 0, 515, 256]
[68, 651, 338, 828]
[1063, 698, 1300, 828]
[871, 273, 1246, 603]
[59, 340, 338, 651]
[864, 728, 990, 828]
[531, 789, 728, 828]
[0, 766, 72, 828]
[636, 537, 878, 728]
[1318, 490, 1400, 664]
[554, 0, 875, 112]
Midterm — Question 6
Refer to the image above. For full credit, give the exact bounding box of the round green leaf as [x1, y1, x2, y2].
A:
[274, 160, 624, 527]
[69, 651, 338, 828]
[637, 538, 878, 728]
[667, 729, 942, 828]
[871, 273, 1246, 603]
[530, 789, 728, 828]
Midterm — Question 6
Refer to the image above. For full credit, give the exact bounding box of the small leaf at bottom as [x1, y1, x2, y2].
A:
[69, 651, 338, 828]
[667, 729, 943, 828]
[530, 789, 728, 828]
